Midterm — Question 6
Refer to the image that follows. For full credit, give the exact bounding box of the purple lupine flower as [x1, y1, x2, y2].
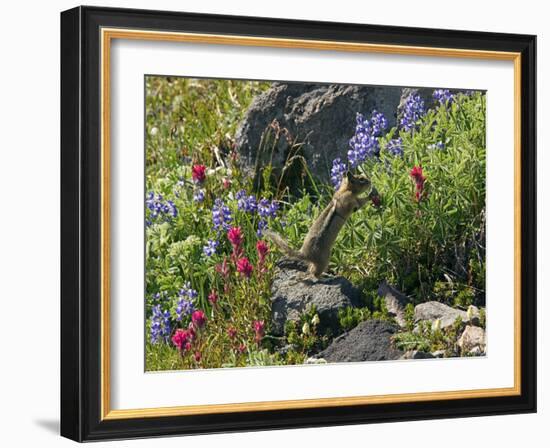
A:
[399, 94, 425, 132]
[175, 297, 195, 322]
[174, 282, 197, 322]
[165, 200, 177, 218]
[433, 89, 454, 106]
[146, 192, 178, 225]
[203, 239, 218, 257]
[212, 198, 232, 231]
[348, 111, 388, 167]
[370, 110, 388, 137]
[151, 291, 168, 303]
[236, 190, 258, 213]
[257, 219, 267, 237]
[386, 138, 403, 156]
[258, 198, 279, 219]
[193, 189, 205, 203]
[330, 158, 348, 189]
[179, 281, 197, 298]
[150, 304, 172, 344]
[255, 198, 278, 236]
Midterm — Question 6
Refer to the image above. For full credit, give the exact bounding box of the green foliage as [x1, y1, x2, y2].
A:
[338, 307, 371, 332]
[333, 93, 486, 301]
[282, 307, 329, 359]
[478, 307, 486, 329]
[404, 303, 415, 332]
[393, 316, 464, 355]
[433, 280, 476, 308]
[145, 76, 270, 182]
[246, 349, 284, 367]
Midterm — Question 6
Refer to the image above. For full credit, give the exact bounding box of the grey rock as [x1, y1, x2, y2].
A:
[270, 259, 364, 336]
[400, 350, 435, 360]
[466, 305, 482, 326]
[378, 281, 411, 327]
[316, 320, 403, 362]
[468, 346, 485, 357]
[235, 83, 403, 183]
[304, 357, 328, 365]
[276, 344, 293, 357]
[414, 301, 469, 330]
[457, 325, 486, 353]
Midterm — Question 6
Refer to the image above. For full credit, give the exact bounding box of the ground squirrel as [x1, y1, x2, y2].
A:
[265, 171, 377, 279]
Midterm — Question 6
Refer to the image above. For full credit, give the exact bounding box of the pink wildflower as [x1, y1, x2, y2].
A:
[191, 164, 206, 183]
[208, 290, 219, 305]
[236, 257, 254, 278]
[410, 165, 427, 202]
[227, 226, 244, 248]
[256, 240, 269, 262]
[191, 310, 207, 329]
[172, 329, 189, 351]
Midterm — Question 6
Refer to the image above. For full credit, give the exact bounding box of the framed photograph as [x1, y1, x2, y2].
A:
[60, 6, 536, 441]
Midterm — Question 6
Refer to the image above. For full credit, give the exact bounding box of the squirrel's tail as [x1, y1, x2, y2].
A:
[263, 229, 307, 261]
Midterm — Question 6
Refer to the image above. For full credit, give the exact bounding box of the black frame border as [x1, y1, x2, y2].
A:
[61, 5, 536, 442]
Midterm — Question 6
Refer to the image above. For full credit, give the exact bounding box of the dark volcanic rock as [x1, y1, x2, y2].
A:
[316, 320, 403, 362]
[270, 259, 364, 336]
[235, 83, 402, 182]
[400, 350, 435, 360]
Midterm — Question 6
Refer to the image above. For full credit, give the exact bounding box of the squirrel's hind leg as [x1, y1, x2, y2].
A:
[307, 261, 327, 279]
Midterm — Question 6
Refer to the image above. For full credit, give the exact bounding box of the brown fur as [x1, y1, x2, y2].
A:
[265, 171, 376, 278]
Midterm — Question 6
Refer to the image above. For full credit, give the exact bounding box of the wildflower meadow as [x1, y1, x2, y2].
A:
[145, 77, 486, 370]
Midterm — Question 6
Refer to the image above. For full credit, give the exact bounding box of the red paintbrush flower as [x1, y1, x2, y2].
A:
[253, 320, 265, 344]
[253, 320, 265, 336]
[227, 226, 244, 248]
[236, 257, 254, 278]
[208, 290, 219, 305]
[191, 164, 206, 183]
[410, 165, 425, 184]
[256, 240, 269, 261]
[410, 165, 427, 202]
[172, 329, 190, 351]
[191, 310, 207, 329]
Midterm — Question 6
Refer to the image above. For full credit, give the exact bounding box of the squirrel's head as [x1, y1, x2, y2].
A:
[341, 171, 372, 193]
